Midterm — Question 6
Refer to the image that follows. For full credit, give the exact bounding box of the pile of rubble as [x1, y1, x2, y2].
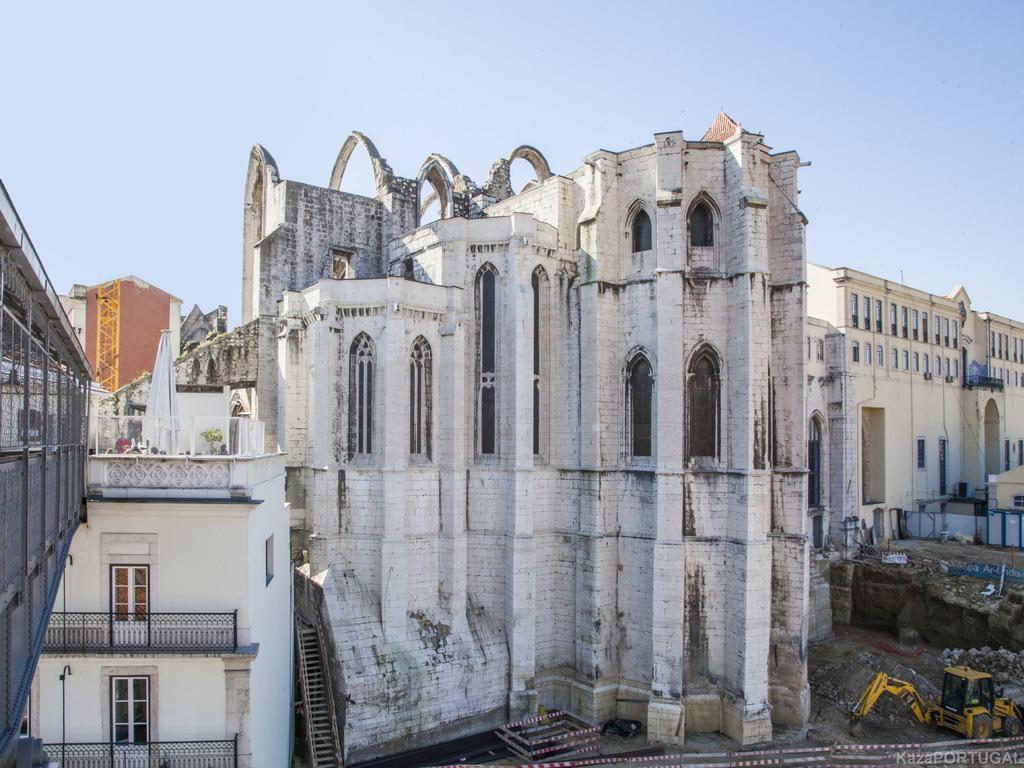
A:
[811, 651, 939, 722]
[942, 647, 1024, 685]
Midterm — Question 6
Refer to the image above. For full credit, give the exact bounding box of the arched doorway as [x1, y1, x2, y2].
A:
[984, 399, 1001, 478]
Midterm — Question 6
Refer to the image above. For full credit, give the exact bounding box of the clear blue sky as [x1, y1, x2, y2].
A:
[2, 0, 1022, 324]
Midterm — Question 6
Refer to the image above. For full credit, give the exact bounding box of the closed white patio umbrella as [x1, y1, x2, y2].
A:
[142, 330, 179, 453]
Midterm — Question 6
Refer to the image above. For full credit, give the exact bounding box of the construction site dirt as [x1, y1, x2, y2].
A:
[468, 538, 1024, 765]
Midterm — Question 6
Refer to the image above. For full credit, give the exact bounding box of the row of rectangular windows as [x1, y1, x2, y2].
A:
[850, 342, 959, 377]
[849, 293, 959, 348]
[986, 366, 1024, 388]
[916, 438, 1024, 477]
[990, 331, 1024, 364]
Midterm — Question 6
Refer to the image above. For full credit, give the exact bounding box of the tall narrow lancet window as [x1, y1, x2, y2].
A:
[349, 334, 374, 455]
[477, 264, 498, 455]
[687, 349, 720, 459]
[808, 417, 823, 507]
[531, 267, 549, 456]
[409, 337, 432, 458]
[627, 355, 653, 457]
[631, 209, 652, 252]
[689, 201, 714, 247]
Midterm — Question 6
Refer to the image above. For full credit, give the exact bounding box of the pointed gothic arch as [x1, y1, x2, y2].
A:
[409, 336, 432, 459]
[624, 347, 655, 458]
[808, 412, 826, 507]
[349, 333, 376, 456]
[532, 265, 550, 458]
[329, 131, 392, 193]
[686, 344, 722, 460]
[417, 156, 456, 224]
[242, 144, 280, 323]
[625, 200, 655, 253]
[686, 192, 721, 249]
[476, 263, 500, 456]
[507, 145, 552, 183]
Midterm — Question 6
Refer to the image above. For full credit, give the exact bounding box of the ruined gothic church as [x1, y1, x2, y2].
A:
[242, 112, 811, 763]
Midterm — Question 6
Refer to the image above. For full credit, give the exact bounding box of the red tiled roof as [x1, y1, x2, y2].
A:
[701, 112, 741, 142]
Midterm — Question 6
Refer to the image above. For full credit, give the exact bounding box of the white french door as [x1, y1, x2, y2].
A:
[111, 566, 149, 646]
[111, 676, 149, 767]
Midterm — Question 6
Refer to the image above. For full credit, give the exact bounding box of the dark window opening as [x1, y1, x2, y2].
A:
[481, 270, 495, 374]
[330, 248, 352, 279]
[532, 270, 543, 455]
[409, 338, 432, 458]
[687, 351, 720, 459]
[478, 266, 498, 455]
[689, 201, 714, 247]
[480, 387, 495, 455]
[265, 534, 274, 585]
[403, 257, 415, 281]
[917, 438, 926, 469]
[808, 418, 822, 507]
[350, 334, 374, 455]
[628, 356, 653, 457]
[631, 209, 652, 252]
[939, 438, 947, 495]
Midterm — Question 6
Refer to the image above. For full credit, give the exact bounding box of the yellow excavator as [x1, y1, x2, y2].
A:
[851, 666, 1022, 739]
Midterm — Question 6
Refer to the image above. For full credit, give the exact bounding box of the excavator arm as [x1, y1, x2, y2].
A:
[851, 672, 931, 731]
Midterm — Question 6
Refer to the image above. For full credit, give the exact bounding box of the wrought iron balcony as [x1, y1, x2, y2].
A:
[44, 611, 237, 654]
[965, 374, 1004, 390]
[46, 738, 237, 768]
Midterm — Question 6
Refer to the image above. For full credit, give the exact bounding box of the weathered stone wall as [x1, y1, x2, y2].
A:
[96, 319, 258, 415]
[251, 121, 810, 760]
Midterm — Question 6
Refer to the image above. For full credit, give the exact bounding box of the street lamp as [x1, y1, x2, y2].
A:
[58, 665, 71, 766]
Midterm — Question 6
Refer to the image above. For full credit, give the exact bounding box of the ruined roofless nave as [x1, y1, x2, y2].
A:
[241, 113, 810, 763]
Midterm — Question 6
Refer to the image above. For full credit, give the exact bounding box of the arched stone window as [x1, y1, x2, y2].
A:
[631, 209, 652, 253]
[476, 264, 499, 455]
[689, 200, 715, 248]
[532, 266, 549, 457]
[349, 333, 375, 456]
[687, 348, 720, 460]
[626, 353, 654, 457]
[808, 416, 824, 507]
[409, 337, 431, 458]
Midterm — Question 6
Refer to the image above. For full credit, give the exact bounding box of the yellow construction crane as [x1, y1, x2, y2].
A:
[96, 279, 120, 391]
[851, 666, 1022, 740]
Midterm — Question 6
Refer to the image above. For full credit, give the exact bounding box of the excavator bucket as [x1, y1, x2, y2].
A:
[849, 717, 864, 737]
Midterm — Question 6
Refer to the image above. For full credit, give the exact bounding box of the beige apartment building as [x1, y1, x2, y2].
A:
[806, 263, 1024, 549]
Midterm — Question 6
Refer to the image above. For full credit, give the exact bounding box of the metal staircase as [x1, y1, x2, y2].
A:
[296, 616, 342, 767]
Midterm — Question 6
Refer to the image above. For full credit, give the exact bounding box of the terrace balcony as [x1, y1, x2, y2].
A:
[88, 416, 277, 500]
[964, 374, 1004, 391]
[43, 610, 238, 655]
[45, 738, 237, 768]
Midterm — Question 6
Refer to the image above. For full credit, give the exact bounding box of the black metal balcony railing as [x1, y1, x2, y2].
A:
[965, 374, 1005, 390]
[46, 738, 237, 768]
[44, 611, 238, 654]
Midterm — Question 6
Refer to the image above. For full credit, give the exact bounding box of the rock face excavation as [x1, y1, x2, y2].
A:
[244, 115, 812, 762]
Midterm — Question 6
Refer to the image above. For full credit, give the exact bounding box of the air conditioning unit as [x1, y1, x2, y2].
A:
[923, 372, 933, 380]
[946, 375, 956, 383]
[957, 481, 973, 499]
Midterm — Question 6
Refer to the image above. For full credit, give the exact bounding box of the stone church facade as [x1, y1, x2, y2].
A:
[242, 113, 811, 762]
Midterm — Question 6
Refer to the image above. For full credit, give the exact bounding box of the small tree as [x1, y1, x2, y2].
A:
[199, 427, 224, 454]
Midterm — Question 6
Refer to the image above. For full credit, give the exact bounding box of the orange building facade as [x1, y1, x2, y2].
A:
[61, 275, 181, 392]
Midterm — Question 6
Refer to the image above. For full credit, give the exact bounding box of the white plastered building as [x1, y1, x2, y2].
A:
[31, 392, 291, 768]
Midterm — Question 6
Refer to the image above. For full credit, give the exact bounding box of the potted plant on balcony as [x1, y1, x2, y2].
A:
[199, 427, 224, 455]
